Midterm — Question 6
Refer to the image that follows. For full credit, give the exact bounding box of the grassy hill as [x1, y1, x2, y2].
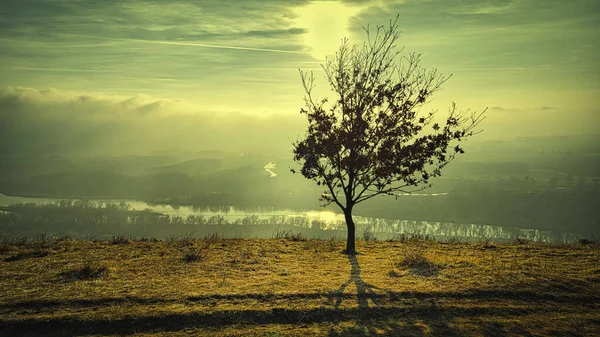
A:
[1, 235, 599, 336]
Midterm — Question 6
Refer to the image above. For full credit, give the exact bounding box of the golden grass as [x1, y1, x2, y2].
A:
[0, 236, 598, 336]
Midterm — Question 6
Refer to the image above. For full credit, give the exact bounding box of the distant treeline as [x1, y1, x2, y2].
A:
[359, 189, 600, 236]
[159, 189, 600, 237]
[0, 200, 588, 243]
[0, 200, 331, 239]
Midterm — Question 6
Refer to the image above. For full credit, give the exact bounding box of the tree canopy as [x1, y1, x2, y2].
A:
[292, 17, 486, 254]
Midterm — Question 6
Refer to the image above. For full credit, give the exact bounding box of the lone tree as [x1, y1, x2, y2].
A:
[292, 17, 486, 254]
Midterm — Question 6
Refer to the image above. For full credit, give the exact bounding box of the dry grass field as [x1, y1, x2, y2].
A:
[1, 234, 599, 336]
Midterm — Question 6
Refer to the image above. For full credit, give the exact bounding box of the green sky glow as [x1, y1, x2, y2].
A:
[1, 0, 599, 151]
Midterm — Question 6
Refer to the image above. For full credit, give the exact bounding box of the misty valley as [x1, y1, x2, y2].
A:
[2, 2, 599, 334]
[1, 134, 599, 242]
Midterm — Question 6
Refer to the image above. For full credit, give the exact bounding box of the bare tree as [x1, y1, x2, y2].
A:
[292, 16, 486, 254]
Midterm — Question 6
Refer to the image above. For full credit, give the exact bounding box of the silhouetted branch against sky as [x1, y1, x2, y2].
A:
[293, 16, 486, 210]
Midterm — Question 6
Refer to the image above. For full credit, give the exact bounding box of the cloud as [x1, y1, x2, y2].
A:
[0, 0, 323, 108]
[0, 86, 305, 157]
[54, 34, 310, 54]
[0, 0, 306, 43]
[489, 106, 559, 113]
[479, 105, 599, 139]
[0, 0, 597, 124]
[447, 0, 521, 15]
[2, 85, 595, 159]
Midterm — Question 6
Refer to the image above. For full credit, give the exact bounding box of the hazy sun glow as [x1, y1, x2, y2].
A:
[294, 1, 363, 61]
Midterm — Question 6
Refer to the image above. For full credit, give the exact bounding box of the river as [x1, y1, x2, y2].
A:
[0, 193, 583, 243]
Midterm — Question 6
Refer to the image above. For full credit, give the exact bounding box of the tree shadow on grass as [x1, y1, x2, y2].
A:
[326, 254, 382, 310]
[0, 295, 581, 337]
[1, 260, 594, 337]
[327, 313, 463, 337]
[325, 254, 462, 336]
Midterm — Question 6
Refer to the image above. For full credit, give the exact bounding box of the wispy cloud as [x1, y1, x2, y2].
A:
[55, 34, 311, 54]
[4, 66, 119, 73]
[448, 0, 522, 15]
[490, 106, 558, 112]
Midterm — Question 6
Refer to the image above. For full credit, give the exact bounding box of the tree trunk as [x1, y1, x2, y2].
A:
[344, 207, 356, 254]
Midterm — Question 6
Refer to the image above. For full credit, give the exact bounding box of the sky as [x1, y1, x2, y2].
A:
[1, 0, 599, 156]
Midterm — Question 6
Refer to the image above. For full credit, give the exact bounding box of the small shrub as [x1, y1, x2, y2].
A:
[168, 232, 201, 247]
[288, 232, 306, 241]
[272, 225, 305, 241]
[138, 237, 158, 242]
[0, 236, 14, 253]
[111, 235, 133, 244]
[84, 234, 98, 242]
[182, 249, 204, 263]
[13, 237, 28, 247]
[579, 238, 597, 245]
[397, 251, 442, 277]
[61, 261, 108, 281]
[203, 233, 221, 243]
[179, 231, 198, 245]
[272, 225, 292, 239]
[480, 236, 496, 249]
[79, 263, 108, 279]
[31, 232, 53, 249]
[399, 252, 428, 268]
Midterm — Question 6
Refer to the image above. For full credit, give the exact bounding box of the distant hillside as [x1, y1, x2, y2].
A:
[148, 158, 224, 176]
